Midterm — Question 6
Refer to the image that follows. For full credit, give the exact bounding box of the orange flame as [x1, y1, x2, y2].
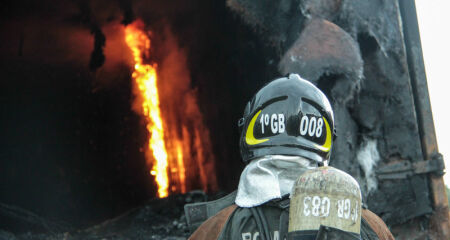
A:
[124, 20, 218, 198]
[175, 141, 186, 193]
[125, 21, 169, 198]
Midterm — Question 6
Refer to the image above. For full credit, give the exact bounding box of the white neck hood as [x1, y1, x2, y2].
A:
[235, 155, 317, 208]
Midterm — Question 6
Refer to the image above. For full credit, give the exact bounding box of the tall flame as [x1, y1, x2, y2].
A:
[125, 21, 169, 198]
[124, 20, 218, 198]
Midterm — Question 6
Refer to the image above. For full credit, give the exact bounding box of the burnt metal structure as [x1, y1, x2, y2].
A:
[398, 1, 450, 238]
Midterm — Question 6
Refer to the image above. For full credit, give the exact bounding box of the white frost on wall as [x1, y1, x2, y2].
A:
[357, 139, 380, 193]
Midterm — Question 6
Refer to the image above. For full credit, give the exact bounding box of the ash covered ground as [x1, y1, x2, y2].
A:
[0, 193, 209, 240]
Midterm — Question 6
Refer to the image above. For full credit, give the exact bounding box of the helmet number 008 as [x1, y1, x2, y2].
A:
[300, 116, 323, 138]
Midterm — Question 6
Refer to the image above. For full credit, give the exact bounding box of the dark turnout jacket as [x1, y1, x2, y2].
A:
[187, 197, 394, 240]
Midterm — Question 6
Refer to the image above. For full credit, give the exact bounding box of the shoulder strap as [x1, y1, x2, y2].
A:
[360, 216, 380, 240]
[272, 198, 290, 240]
[253, 198, 290, 240]
[250, 207, 271, 240]
[279, 208, 289, 240]
[184, 191, 237, 233]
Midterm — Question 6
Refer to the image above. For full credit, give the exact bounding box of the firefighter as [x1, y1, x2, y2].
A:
[185, 74, 394, 240]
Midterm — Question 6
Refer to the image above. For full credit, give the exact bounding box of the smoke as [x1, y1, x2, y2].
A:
[356, 138, 380, 193]
[0, 19, 94, 65]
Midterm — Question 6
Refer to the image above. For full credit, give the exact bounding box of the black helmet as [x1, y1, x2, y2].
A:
[239, 74, 335, 163]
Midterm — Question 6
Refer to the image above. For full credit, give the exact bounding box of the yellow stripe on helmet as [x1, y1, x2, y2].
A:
[313, 117, 332, 152]
[245, 110, 269, 145]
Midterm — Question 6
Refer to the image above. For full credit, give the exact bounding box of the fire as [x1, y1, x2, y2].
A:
[175, 141, 186, 193]
[124, 20, 218, 198]
[125, 21, 169, 198]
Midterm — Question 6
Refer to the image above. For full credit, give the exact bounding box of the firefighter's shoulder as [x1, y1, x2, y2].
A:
[361, 208, 395, 240]
[188, 204, 237, 240]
